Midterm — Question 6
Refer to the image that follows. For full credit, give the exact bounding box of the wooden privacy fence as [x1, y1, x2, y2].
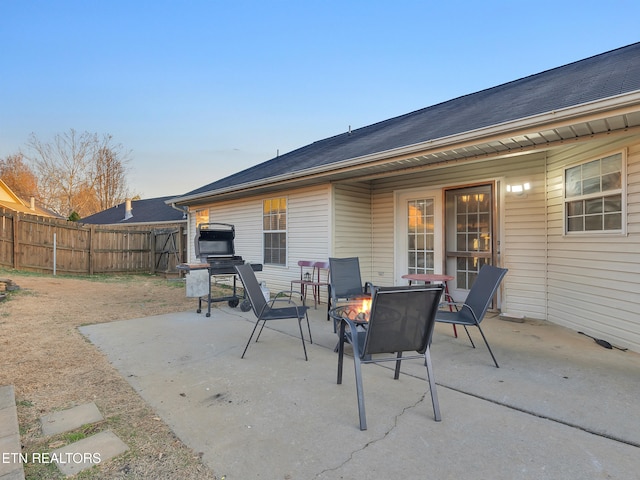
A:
[0, 209, 185, 275]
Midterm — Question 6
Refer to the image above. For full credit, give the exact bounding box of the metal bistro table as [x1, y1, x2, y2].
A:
[402, 273, 457, 338]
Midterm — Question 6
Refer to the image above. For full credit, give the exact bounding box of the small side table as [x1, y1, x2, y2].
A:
[402, 273, 457, 338]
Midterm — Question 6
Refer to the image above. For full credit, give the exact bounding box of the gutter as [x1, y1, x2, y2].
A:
[169, 202, 189, 219]
[172, 90, 640, 205]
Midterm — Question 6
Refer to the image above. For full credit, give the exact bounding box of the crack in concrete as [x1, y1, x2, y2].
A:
[438, 382, 640, 449]
[314, 392, 428, 478]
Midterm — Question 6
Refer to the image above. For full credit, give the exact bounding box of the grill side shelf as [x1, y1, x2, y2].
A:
[178, 262, 263, 317]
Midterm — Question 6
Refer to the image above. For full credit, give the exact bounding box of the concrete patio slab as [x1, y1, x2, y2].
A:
[80, 305, 640, 479]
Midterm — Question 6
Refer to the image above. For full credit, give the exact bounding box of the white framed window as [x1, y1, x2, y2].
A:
[564, 151, 625, 234]
[195, 209, 209, 226]
[263, 197, 287, 265]
[407, 198, 436, 276]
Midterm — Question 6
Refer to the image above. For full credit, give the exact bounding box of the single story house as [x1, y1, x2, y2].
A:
[170, 42, 640, 353]
[0, 179, 56, 217]
[81, 196, 187, 226]
[82, 196, 189, 275]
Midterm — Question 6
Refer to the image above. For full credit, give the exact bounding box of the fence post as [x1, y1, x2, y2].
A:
[53, 233, 57, 276]
[150, 230, 156, 274]
[12, 213, 19, 269]
[177, 226, 184, 264]
[89, 225, 95, 275]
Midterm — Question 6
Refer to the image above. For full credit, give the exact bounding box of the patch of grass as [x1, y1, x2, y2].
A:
[23, 459, 63, 480]
[0, 268, 182, 289]
[74, 465, 102, 479]
[166, 278, 186, 289]
[64, 431, 86, 443]
[0, 268, 43, 278]
[6, 288, 38, 299]
[20, 421, 109, 479]
[17, 399, 34, 407]
[0, 287, 36, 307]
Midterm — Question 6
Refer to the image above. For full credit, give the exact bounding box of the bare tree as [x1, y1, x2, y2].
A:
[26, 129, 97, 217]
[24, 129, 132, 218]
[0, 153, 40, 203]
[93, 135, 131, 211]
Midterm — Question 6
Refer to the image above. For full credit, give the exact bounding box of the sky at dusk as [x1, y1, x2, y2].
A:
[1, 0, 639, 199]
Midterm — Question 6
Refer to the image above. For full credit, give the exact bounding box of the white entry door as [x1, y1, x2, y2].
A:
[395, 189, 443, 285]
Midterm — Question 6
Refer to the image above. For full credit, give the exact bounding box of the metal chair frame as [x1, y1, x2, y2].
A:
[335, 284, 444, 430]
[436, 264, 508, 368]
[235, 263, 312, 361]
[328, 257, 373, 330]
[291, 260, 330, 309]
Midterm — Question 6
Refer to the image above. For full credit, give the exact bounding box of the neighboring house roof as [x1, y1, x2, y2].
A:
[174, 41, 640, 205]
[0, 178, 56, 217]
[81, 196, 186, 225]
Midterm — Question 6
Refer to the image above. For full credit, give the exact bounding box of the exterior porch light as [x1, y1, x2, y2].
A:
[506, 183, 531, 195]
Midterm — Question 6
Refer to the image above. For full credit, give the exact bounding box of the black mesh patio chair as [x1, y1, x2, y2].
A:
[328, 257, 373, 330]
[436, 264, 508, 368]
[235, 263, 312, 361]
[336, 284, 444, 430]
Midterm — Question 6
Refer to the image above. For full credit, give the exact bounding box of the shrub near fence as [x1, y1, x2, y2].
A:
[0, 208, 184, 275]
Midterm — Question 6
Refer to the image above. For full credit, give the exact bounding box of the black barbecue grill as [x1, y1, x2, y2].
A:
[178, 223, 262, 316]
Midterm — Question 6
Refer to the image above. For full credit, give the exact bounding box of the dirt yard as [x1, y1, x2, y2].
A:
[0, 271, 222, 479]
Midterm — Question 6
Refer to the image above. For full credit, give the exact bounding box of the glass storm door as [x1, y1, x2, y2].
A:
[396, 190, 443, 285]
[445, 184, 494, 301]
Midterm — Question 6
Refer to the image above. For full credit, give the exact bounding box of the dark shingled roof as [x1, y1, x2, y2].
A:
[81, 196, 186, 225]
[183, 42, 640, 198]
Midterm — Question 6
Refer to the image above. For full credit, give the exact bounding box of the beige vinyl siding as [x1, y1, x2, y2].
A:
[332, 182, 373, 279]
[500, 154, 547, 319]
[287, 186, 331, 303]
[196, 185, 331, 297]
[371, 190, 395, 286]
[369, 153, 547, 315]
[546, 137, 640, 351]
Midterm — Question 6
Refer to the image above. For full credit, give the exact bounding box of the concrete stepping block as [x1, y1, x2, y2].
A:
[0, 398, 20, 439]
[52, 430, 128, 477]
[0, 385, 25, 480]
[0, 434, 25, 480]
[0, 384, 16, 409]
[0, 467, 26, 480]
[40, 403, 104, 437]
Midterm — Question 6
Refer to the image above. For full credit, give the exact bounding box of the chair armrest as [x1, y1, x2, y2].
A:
[459, 303, 481, 323]
[270, 290, 306, 308]
[338, 317, 367, 358]
[339, 317, 363, 339]
[439, 302, 480, 324]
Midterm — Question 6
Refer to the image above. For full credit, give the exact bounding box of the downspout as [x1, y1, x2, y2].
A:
[170, 202, 188, 219]
[170, 203, 189, 263]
